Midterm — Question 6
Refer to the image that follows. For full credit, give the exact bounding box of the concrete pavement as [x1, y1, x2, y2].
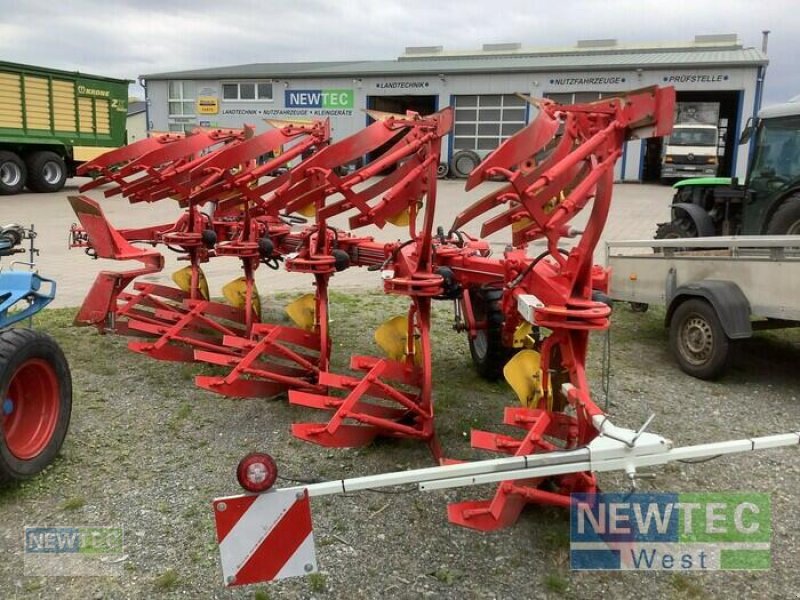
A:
[0, 178, 674, 308]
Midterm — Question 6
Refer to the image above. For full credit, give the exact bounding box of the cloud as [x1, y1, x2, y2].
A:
[0, 0, 796, 103]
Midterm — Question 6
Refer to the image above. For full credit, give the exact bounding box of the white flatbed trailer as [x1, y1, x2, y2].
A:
[606, 236, 800, 378]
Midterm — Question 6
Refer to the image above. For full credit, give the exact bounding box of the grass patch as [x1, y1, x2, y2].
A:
[308, 572, 326, 592]
[669, 574, 707, 599]
[431, 567, 458, 585]
[153, 568, 180, 591]
[60, 496, 86, 511]
[543, 572, 569, 595]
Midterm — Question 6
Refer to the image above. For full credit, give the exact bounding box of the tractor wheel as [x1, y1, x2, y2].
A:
[766, 194, 800, 235]
[0, 329, 72, 483]
[654, 218, 697, 240]
[0, 151, 26, 195]
[450, 150, 481, 179]
[466, 287, 510, 380]
[25, 151, 67, 193]
[669, 298, 730, 380]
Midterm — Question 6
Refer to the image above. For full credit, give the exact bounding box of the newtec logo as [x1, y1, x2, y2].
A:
[570, 493, 771, 570]
[25, 527, 124, 554]
[285, 89, 354, 109]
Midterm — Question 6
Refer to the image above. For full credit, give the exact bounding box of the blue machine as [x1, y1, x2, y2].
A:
[0, 224, 56, 327]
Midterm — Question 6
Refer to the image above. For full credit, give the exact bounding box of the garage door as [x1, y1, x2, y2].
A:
[452, 94, 528, 154]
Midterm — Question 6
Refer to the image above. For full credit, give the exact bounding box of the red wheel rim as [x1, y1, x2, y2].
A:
[2, 358, 60, 460]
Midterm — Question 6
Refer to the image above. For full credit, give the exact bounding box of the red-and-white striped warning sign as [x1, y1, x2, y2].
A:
[213, 488, 317, 586]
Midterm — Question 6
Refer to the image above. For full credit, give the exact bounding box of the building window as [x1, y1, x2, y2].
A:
[168, 123, 195, 133]
[221, 82, 273, 101]
[543, 91, 620, 105]
[168, 80, 196, 117]
[453, 94, 528, 153]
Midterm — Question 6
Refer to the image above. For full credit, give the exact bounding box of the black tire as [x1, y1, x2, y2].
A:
[25, 151, 67, 193]
[654, 219, 697, 254]
[654, 219, 697, 240]
[629, 302, 649, 313]
[450, 150, 481, 179]
[0, 329, 72, 483]
[436, 162, 449, 179]
[466, 287, 510, 380]
[0, 151, 26, 195]
[669, 298, 730, 380]
[766, 194, 800, 235]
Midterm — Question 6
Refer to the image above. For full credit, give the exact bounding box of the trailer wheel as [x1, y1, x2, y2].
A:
[0, 329, 72, 483]
[0, 151, 26, 195]
[450, 150, 481, 179]
[436, 162, 449, 179]
[25, 151, 67, 193]
[669, 298, 730, 380]
[766, 194, 800, 235]
[466, 287, 510, 380]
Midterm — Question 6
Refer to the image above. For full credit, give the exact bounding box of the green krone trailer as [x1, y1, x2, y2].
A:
[0, 61, 129, 195]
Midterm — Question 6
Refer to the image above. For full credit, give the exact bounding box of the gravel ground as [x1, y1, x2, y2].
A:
[1, 294, 799, 600]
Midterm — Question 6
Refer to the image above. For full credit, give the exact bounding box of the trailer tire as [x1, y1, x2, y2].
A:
[0, 151, 26, 195]
[0, 329, 72, 483]
[669, 298, 730, 380]
[436, 162, 449, 179]
[25, 151, 67, 193]
[466, 287, 510, 380]
[766, 194, 800, 235]
[450, 150, 481, 179]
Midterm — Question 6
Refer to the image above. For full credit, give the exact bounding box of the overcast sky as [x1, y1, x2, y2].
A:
[0, 0, 796, 105]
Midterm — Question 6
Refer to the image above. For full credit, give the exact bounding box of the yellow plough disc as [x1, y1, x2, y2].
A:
[386, 201, 423, 227]
[374, 315, 422, 364]
[285, 293, 316, 331]
[171, 266, 209, 300]
[222, 277, 261, 319]
[503, 349, 548, 409]
[297, 203, 316, 217]
[511, 216, 532, 234]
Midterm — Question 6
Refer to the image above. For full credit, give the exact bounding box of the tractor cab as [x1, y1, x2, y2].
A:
[741, 99, 800, 233]
[657, 96, 800, 238]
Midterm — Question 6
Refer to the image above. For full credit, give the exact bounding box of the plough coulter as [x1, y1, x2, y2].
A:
[67, 87, 800, 586]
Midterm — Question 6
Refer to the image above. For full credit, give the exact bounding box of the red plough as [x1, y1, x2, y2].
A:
[437, 87, 675, 528]
[72, 89, 698, 541]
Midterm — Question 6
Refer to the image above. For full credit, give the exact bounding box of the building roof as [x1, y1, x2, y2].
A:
[0, 60, 131, 84]
[140, 36, 767, 81]
[127, 100, 147, 117]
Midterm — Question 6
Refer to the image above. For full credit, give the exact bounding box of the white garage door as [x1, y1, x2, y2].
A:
[452, 94, 528, 155]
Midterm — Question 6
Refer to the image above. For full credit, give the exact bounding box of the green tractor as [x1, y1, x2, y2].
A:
[655, 97, 800, 238]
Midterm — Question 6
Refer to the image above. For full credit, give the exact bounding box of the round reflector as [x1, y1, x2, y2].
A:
[236, 452, 278, 493]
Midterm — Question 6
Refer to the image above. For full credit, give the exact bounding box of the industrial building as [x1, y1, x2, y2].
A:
[140, 33, 767, 182]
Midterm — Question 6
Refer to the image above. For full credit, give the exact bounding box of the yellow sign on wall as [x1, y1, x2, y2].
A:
[197, 96, 219, 114]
